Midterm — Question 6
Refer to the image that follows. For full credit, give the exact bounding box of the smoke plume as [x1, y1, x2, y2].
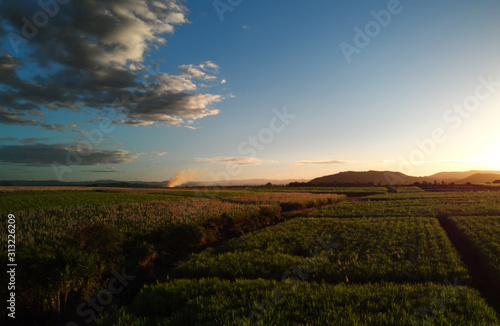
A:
[167, 168, 197, 187]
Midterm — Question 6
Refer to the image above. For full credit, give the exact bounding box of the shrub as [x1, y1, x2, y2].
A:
[166, 223, 205, 252]
[68, 222, 124, 271]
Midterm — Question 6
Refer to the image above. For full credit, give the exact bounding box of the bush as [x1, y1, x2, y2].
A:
[166, 223, 205, 251]
[68, 222, 124, 271]
[279, 202, 304, 211]
[258, 205, 282, 224]
[22, 247, 102, 316]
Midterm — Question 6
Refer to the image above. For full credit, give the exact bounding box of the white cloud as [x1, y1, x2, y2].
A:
[154, 74, 197, 92]
[196, 157, 262, 166]
[179, 62, 218, 81]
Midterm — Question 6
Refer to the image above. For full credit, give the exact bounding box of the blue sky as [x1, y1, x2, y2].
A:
[1, 0, 500, 184]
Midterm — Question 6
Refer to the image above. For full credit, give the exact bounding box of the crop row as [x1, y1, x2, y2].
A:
[303, 191, 500, 218]
[448, 216, 500, 282]
[1, 192, 347, 318]
[97, 278, 499, 326]
[0, 190, 189, 213]
[225, 192, 345, 211]
[172, 217, 470, 284]
[0, 188, 350, 212]
[0, 199, 265, 248]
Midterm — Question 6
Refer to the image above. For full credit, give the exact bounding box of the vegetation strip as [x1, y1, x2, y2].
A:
[438, 215, 500, 315]
[0, 190, 346, 324]
[96, 279, 499, 326]
[303, 191, 500, 218]
[172, 217, 469, 284]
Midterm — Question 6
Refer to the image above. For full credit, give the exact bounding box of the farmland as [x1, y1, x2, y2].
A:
[0, 187, 346, 324]
[1, 186, 500, 325]
[0, 199, 266, 247]
[0, 186, 375, 212]
[302, 191, 500, 218]
[172, 217, 470, 284]
[448, 216, 500, 282]
[97, 279, 498, 326]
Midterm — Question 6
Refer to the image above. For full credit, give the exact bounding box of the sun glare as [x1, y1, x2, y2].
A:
[482, 151, 500, 166]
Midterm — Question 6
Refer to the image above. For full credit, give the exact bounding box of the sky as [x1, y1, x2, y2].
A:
[0, 0, 500, 184]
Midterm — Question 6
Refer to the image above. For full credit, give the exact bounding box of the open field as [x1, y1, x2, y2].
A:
[0, 187, 346, 324]
[1, 186, 500, 325]
[0, 186, 377, 212]
[302, 191, 500, 218]
[0, 199, 266, 247]
[448, 216, 500, 282]
[173, 217, 470, 284]
[97, 279, 498, 326]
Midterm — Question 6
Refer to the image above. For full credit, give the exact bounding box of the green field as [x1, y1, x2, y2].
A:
[449, 216, 500, 282]
[97, 279, 498, 326]
[0, 186, 383, 213]
[303, 191, 500, 218]
[1, 186, 500, 325]
[173, 217, 470, 284]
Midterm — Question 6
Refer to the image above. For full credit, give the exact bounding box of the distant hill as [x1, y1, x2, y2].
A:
[4, 171, 500, 187]
[455, 173, 500, 184]
[427, 170, 500, 183]
[308, 170, 500, 185]
[309, 171, 419, 185]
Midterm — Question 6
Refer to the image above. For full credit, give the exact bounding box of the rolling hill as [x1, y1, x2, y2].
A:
[308, 170, 500, 185]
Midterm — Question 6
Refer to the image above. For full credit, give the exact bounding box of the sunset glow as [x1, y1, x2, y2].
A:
[0, 0, 499, 183]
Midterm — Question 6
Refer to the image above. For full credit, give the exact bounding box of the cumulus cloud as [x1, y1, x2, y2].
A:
[115, 92, 222, 125]
[0, 0, 226, 129]
[179, 62, 219, 80]
[0, 143, 140, 166]
[196, 157, 262, 166]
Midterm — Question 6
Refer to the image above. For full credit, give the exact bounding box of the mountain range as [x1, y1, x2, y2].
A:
[2, 171, 500, 187]
[308, 170, 500, 185]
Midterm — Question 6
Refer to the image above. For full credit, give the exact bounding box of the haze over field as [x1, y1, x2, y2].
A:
[1, 0, 499, 182]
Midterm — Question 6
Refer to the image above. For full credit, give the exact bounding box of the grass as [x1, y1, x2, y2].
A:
[0, 190, 187, 213]
[172, 217, 470, 284]
[302, 191, 500, 218]
[448, 216, 500, 282]
[0, 199, 266, 248]
[96, 278, 499, 326]
[0, 186, 364, 213]
[5, 186, 500, 325]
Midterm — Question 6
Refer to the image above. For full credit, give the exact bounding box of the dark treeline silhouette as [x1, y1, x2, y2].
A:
[289, 181, 384, 187]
